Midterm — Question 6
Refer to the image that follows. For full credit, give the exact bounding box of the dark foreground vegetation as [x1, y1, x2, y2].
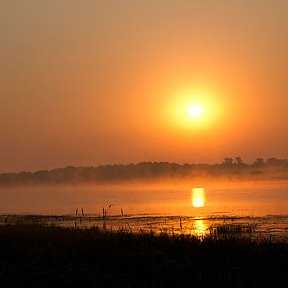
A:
[0, 224, 287, 288]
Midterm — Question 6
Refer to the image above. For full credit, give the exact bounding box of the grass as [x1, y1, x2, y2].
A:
[208, 223, 257, 238]
[0, 223, 287, 287]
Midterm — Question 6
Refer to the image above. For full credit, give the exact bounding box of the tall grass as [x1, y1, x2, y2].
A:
[0, 223, 287, 287]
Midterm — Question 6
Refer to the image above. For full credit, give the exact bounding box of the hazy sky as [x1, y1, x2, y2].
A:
[1, 0, 288, 172]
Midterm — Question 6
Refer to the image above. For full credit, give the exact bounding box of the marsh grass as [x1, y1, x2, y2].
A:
[208, 223, 257, 239]
[0, 222, 287, 287]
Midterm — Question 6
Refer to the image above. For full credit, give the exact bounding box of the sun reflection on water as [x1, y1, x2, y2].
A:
[191, 188, 208, 236]
[193, 219, 208, 237]
[192, 187, 205, 208]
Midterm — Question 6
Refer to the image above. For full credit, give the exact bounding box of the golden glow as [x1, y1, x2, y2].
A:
[193, 219, 208, 237]
[192, 187, 205, 208]
[166, 87, 221, 131]
[188, 104, 203, 118]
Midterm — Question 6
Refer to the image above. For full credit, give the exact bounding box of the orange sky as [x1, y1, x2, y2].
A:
[1, 1, 288, 172]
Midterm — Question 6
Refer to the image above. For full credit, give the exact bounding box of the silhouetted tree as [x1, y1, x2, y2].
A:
[235, 157, 244, 166]
[266, 158, 286, 166]
[223, 158, 234, 166]
[253, 158, 265, 167]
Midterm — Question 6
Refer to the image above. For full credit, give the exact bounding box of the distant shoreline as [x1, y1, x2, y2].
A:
[1, 158, 288, 186]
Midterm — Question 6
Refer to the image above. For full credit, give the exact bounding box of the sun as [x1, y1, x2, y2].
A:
[188, 104, 203, 118]
[166, 88, 221, 130]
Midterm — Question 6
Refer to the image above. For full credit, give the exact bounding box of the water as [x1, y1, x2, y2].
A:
[0, 180, 288, 239]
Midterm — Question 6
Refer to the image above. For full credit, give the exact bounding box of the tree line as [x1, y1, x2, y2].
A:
[0, 157, 288, 186]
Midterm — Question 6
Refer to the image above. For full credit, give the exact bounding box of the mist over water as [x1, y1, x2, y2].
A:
[1, 180, 288, 217]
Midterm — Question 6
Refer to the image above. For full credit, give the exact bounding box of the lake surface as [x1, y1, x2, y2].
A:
[1, 180, 288, 239]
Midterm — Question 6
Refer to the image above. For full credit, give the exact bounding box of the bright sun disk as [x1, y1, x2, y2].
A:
[188, 104, 203, 118]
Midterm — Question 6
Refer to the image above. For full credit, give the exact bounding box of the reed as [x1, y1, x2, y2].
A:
[179, 216, 183, 231]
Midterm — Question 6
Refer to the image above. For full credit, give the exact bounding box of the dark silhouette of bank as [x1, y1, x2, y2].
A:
[0, 223, 287, 288]
[0, 157, 288, 186]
